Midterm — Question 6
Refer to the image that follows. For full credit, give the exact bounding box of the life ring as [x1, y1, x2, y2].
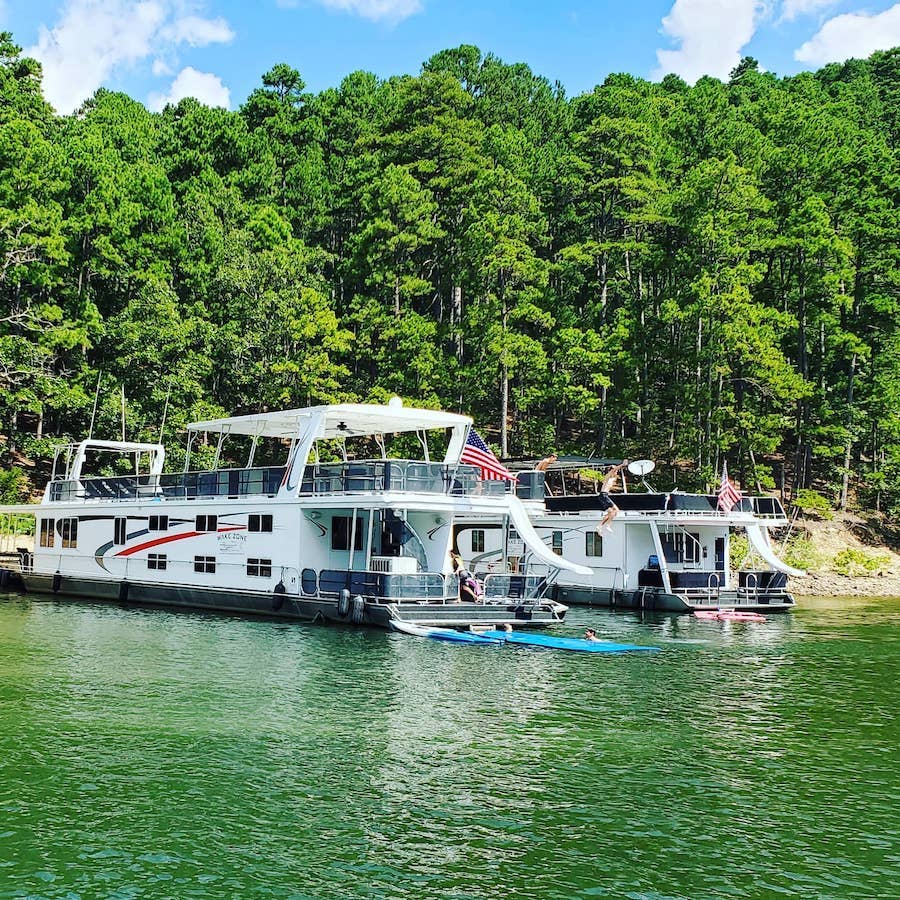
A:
[337, 589, 351, 618]
[350, 594, 365, 625]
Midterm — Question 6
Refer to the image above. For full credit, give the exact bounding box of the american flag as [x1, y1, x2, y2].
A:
[460, 428, 517, 481]
[717, 463, 742, 512]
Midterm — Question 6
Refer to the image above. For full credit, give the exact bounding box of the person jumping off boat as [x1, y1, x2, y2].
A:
[596, 461, 629, 533]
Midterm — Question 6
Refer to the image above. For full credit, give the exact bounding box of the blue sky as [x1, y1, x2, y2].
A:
[3, 1, 900, 114]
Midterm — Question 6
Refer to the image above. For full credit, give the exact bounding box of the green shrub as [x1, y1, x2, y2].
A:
[832, 548, 892, 577]
[781, 536, 825, 571]
[0, 468, 28, 504]
[793, 489, 833, 520]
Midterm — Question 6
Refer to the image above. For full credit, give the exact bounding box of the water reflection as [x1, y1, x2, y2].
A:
[0, 594, 898, 898]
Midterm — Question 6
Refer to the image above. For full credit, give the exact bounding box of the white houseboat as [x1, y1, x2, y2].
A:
[455, 457, 803, 613]
[0, 401, 590, 629]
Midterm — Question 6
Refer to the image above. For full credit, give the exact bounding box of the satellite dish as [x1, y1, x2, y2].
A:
[628, 459, 656, 476]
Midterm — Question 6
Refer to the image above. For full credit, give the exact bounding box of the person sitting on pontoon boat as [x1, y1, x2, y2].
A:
[451, 551, 483, 603]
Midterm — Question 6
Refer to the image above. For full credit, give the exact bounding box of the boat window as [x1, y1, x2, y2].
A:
[247, 558, 272, 577]
[195, 515, 218, 532]
[248, 514, 273, 533]
[684, 532, 702, 564]
[552, 531, 563, 556]
[331, 516, 364, 551]
[61, 518, 78, 549]
[39, 519, 54, 548]
[471, 529, 485, 553]
[194, 555, 216, 573]
[149, 515, 168, 532]
[661, 533, 683, 562]
[114, 517, 127, 546]
[585, 532, 603, 557]
[148, 553, 167, 571]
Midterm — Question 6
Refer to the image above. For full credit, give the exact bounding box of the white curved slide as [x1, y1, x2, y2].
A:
[504, 495, 593, 576]
[745, 524, 806, 578]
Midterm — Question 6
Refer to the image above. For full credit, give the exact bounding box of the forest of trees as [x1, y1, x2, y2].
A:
[1, 34, 898, 512]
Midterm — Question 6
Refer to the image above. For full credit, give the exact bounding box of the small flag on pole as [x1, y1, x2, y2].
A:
[460, 428, 517, 481]
[717, 463, 742, 512]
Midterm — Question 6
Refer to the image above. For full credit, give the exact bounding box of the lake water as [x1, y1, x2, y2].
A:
[1, 594, 898, 899]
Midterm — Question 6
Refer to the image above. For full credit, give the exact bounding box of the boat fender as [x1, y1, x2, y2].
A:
[272, 579, 287, 612]
[350, 594, 365, 625]
[337, 589, 351, 618]
[52, 571, 62, 593]
[118, 581, 129, 603]
[0, 569, 9, 590]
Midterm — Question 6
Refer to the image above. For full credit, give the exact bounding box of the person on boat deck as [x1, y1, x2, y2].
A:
[585, 628, 600, 641]
[450, 551, 482, 603]
[535, 454, 557, 495]
[596, 461, 629, 533]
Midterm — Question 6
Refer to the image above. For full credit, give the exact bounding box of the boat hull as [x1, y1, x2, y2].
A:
[20, 572, 566, 629]
[554, 584, 794, 613]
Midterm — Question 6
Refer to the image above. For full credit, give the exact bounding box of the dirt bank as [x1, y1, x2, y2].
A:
[784, 515, 900, 598]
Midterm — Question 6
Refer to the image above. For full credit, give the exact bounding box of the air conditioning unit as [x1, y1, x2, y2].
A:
[370, 556, 418, 574]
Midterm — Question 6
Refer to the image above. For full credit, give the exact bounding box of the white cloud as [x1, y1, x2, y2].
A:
[655, 0, 768, 82]
[289, 0, 423, 23]
[795, 4, 900, 63]
[159, 14, 234, 45]
[151, 57, 172, 76]
[779, 0, 838, 22]
[148, 65, 230, 110]
[27, 1, 234, 114]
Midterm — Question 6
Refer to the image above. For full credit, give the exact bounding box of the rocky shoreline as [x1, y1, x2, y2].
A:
[788, 572, 900, 598]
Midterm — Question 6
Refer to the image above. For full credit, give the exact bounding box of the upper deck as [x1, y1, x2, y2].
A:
[46, 460, 510, 503]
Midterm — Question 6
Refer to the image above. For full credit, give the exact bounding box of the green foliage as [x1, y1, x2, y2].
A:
[793, 489, 834, 520]
[0, 33, 896, 505]
[780, 536, 827, 572]
[832, 548, 892, 576]
[0, 467, 27, 503]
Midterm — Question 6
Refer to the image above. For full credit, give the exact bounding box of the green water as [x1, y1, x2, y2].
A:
[0, 596, 898, 899]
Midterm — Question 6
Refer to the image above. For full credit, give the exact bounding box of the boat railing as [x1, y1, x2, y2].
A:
[46, 460, 511, 503]
[482, 573, 549, 601]
[545, 493, 787, 518]
[48, 467, 288, 502]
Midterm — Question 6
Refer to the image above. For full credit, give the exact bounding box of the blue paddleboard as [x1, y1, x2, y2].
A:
[479, 630, 659, 653]
[390, 621, 503, 644]
[425, 628, 504, 645]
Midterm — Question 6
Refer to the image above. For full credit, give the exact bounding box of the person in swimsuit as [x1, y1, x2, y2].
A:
[596, 461, 629, 533]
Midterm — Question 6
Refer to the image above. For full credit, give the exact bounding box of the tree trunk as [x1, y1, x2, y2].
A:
[452, 285, 463, 359]
[840, 352, 857, 511]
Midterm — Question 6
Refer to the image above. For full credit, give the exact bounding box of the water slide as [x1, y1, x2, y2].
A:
[745, 523, 806, 578]
[502, 495, 593, 577]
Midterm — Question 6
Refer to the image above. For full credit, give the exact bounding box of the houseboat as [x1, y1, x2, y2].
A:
[0, 400, 590, 628]
[455, 457, 802, 613]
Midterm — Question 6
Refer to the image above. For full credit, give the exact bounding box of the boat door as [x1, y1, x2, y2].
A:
[715, 537, 726, 572]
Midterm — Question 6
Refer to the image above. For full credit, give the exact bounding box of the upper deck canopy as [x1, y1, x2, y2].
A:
[186, 401, 472, 440]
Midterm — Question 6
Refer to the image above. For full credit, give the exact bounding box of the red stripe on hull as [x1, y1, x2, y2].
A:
[115, 526, 245, 557]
